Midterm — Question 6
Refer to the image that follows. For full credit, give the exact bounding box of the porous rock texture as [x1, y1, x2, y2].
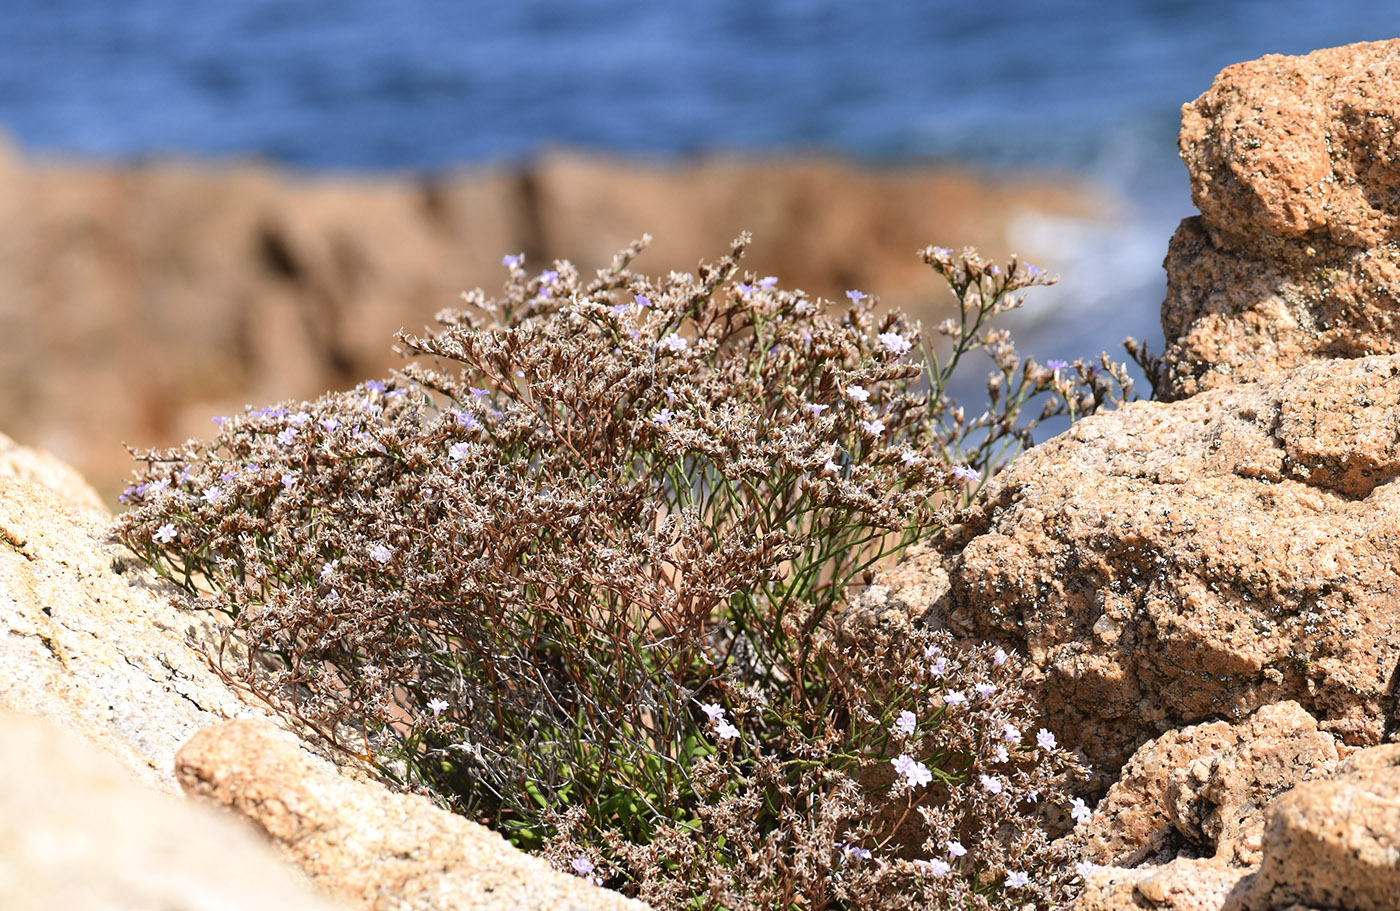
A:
[0, 708, 338, 911]
[178, 719, 649, 911]
[1159, 39, 1400, 399]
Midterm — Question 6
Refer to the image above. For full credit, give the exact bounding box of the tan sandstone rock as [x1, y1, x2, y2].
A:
[0, 709, 340, 911]
[177, 718, 650, 911]
[1159, 40, 1400, 398]
[1071, 858, 1247, 911]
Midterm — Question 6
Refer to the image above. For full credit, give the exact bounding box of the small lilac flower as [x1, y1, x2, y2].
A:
[449, 442, 471, 461]
[245, 464, 261, 474]
[658, 333, 687, 353]
[277, 427, 297, 446]
[1037, 728, 1057, 750]
[891, 754, 933, 788]
[1026, 264, 1045, 278]
[211, 415, 228, 428]
[950, 464, 981, 484]
[147, 478, 170, 497]
[427, 697, 449, 718]
[758, 276, 778, 288]
[947, 841, 967, 858]
[1076, 860, 1099, 879]
[370, 543, 392, 565]
[700, 703, 725, 721]
[930, 656, 948, 677]
[807, 403, 828, 416]
[220, 473, 236, 483]
[1005, 871, 1029, 889]
[901, 449, 919, 466]
[634, 294, 650, 308]
[993, 745, 1010, 763]
[823, 458, 839, 474]
[321, 417, 340, 432]
[841, 843, 872, 861]
[365, 380, 387, 394]
[861, 418, 885, 435]
[981, 774, 1004, 795]
[917, 858, 951, 876]
[470, 387, 490, 399]
[736, 282, 754, 295]
[281, 472, 297, 490]
[453, 410, 481, 431]
[320, 560, 339, 580]
[202, 486, 223, 505]
[894, 710, 917, 735]
[154, 523, 177, 544]
[924, 643, 942, 659]
[514, 369, 525, 378]
[845, 289, 867, 303]
[1071, 797, 1092, 824]
[570, 856, 594, 876]
[651, 408, 673, 426]
[609, 302, 630, 317]
[663, 386, 676, 403]
[846, 385, 870, 403]
[502, 253, 523, 268]
[1003, 722, 1021, 744]
[289, 411, 310, 425]
[878, 332, 913, 356]
[993, 647, 1008, 666]
[539, 269, 558, 284]
[179, 466, 194, 482]
[942, 690, 966, 706]
[1046, 358, 1069, 371]
[932, 246, 952, 257]
[714, 720, 741, 740]
[974, 682, 996, 698]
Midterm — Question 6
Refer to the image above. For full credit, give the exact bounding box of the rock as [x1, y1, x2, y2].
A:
[1071, 858, 1247, 911]
[0, 138, 1108, 504]
[1159, 40, 1400, 398]
[0, 708, 340, 911]
[0, 430, 288, 793]
[176, 719, 650, 911]
[1081, 702, 1345, 869]
[1230, 744, 1400, 911]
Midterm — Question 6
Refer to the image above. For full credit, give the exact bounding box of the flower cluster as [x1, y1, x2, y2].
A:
[115, 236, 1099, 911]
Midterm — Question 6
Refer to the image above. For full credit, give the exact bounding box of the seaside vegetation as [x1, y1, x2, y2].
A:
[115, 235, 1136, 910]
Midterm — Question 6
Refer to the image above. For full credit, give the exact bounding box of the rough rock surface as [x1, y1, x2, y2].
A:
[1071, 858, 1247, 911]
[1231, 744, 1400, 911]
[0, 137, 1105, 502]
[1081, 702, 1346, 869]
[870, 355, 1400, 781]
[0, 709, 339, 911]
[0, 430, 283, 793]
[177, 719, 649, 911]
[1159, 40, 1400, 398]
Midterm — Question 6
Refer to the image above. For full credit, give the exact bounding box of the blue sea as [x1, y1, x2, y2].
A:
[0, 0, 1394, 373]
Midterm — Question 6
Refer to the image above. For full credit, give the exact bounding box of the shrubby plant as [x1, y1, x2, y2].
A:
[115, 235, 1128, 910]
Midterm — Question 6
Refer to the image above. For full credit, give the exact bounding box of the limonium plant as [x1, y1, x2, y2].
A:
[115, 235, 1129, 910]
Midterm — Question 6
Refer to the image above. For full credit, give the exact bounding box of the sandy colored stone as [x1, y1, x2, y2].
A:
[1159, 41, 1400, 398]
[1080, 702, 1344, 869]
[0, 431, 296, 793]
[0, 138, 1108, 504]
[0, 709, 340, 911]
[1069, 858, 1247, 911]
[1229, 744, 1400, 911]
[864, 356, 1400, 783]
[177, 719, 651, 911]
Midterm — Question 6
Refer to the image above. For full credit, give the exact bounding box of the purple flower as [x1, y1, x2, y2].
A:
[929, 656, 948, 678]
[1003, 723, 1022, 744]
[1076, 861, 1099, 879]
[860, 418, 885, 435]
[840, 843, 872, 861]
[993, 647, 1008, 666]
[449, 442, 471, 461]
[502, 253, 523, 268]
[1046, 358, 1069, 371]
[700, 703, 725, 721]
[539, 269, 558, 284]
[1037, 728, 1057, 750]
[981, 774, 1004, 794]
[370, 543, 392, 565]
[917, 858, 951, 876]
[427, 698, 449, 718]
[634, 294, 650, 308]
[211, 415, 227, 428]
[1071, 797, 1092, 824]
[942, 690, 966, 706]
[714, 720, 741, 740]
[470, 387, 490, 399]
[1005, 871, 1029, 889]
[452, 410, 481, 431]
[894, 710, 917, 735]
[201, 486, 223, 505]
[758, 276, 778, 288]
[974, 682, 996, 698]
[736, 282, 754, 295]
[663, 386, 676, 403]
[321, 417, 340, 432]
[154, 523, 177, 544]
[950, 464, 981, 484]
[365, 380, 387, 394]
[651, 408, 673, 426]
[570, 857, 595, 876]
[281, 472, 298, 490]
[807, 403, 828, 416]
[845, 289, 867, 303]
[658, 333, 687, 353]
[878, 332, 912, 356]
[289, 411, 310, 426]
[891, 754, 932, 788]
[147, 478, 170, 497]
[932, 246, 952, 258]
[846, 385, 870, 403]
[320, 560, 339, 580]
[902, 449, 919, 466]
[947, 841, 967, 858]
[1026, 264, 1045, 278]
[823, 458, 840, 475]
[277, 427, 297, 446]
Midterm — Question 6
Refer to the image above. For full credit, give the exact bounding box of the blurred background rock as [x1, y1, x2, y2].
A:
[0, 0, 1384, 502]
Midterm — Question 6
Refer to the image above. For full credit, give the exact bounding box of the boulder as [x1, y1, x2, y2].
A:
[0, 709, 339, 911]
[177, 719, 649, 911]
[1159, 40, 1400, 398]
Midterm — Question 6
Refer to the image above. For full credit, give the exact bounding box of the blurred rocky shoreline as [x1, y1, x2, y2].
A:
[0, 139, 1110, 502]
